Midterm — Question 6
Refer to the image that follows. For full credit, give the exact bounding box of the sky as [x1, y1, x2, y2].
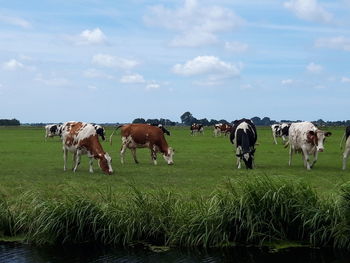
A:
[0, 0, 350, 123]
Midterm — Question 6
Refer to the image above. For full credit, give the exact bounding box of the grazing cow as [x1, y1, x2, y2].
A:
[93, 124, 106, 141]
[213, 123, 231, 137]
[190, 123, 204, 136]
[44, 124, 62, 140]
[150, 123, 171, 136]
[109, 123, 174, 165]
[340, 126, 350, 170]
[286, 121, 331, 170]
[271, 123, 290, 144]
[61, 121, 113, 175]
[230, 119, 257, 169]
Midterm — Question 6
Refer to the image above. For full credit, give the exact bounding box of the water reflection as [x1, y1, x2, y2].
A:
[1, 242, 350, 263]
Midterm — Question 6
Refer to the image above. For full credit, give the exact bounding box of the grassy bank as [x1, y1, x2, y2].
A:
[1, 178, 350, 249]
[0, 126, 349, 248]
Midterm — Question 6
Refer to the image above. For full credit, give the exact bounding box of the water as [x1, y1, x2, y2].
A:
[1, 242, 350, 263]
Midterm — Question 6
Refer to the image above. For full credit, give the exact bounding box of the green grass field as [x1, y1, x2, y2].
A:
[0, 125, 349, 201]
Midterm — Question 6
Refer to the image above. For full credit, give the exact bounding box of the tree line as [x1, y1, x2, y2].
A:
[132, 112, 350, 127]
[0, 119, 20, 126]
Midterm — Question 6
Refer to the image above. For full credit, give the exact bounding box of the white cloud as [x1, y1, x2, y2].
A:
[87, 85, 97, 90]
[281, 79, 294, 85]
[144, 0, 244, 47]
[83, 68, 114, 79]
[2, 59, 24, 71]
[284, 0, 333, 23]
[120, 73, 145, 84]
[341, 77, 350, 83]
[313, 84, 327, 89]
[146, 83, 160, 90]
[0, 15, 31, 28]
[224, 41, 248, 53]
[34, 75, 70, 87]
[173, 56, 242, 78]
[92, 54, 139, 70]
[315, 36, 350, 51]
[240, 84, 253, 90]
[306, 62, 323, 73]
[76, 28, 106, 45]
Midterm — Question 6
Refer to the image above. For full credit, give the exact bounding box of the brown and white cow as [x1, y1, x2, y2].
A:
[285, 121, 331, 170]
[190, 123, 204, 136]
[110, 123, 174, 165]
[214, 123, 232, 137]
[61, 121, 113, 174]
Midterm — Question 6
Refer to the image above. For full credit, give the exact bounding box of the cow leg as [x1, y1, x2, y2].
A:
[120, 143, 127, 164]
[282, 135, 287, 145]
[310, 151, 318, 168]
[288, 146, 293, 166]
[236, 147, 242, 169]
[73, 150, 81, 172]
[150, 145, 157, 165]
[89, 157, 94, 173]
[272, 133, 278, 144]
[130, 148, 139, 164]
[342, 148, 350, 170]
[63, 147, 68, 171]
[301, 147, 311, 170]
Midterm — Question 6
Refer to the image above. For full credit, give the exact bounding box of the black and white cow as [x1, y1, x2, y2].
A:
[150, 123, 171, 136]
[271, 123, 290, 144]
[341, 126, 350, 170]
[230, 119, 257, 169]
[45, 124, 62, 140]
[93, 124, 106, 141]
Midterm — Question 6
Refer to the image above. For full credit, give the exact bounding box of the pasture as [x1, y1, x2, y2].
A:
[0, 125, 348, 201]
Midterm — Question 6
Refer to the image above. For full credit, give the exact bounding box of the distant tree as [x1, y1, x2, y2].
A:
[261, 117, 271, 126]
[146, 118, 159, 124]
[251, 117, 261, 125]
[132, 118, 146, 124]
[198, 118, 210, 126]
[180, 112, 196, 125]
[0, 118, 20, 126]
[209, 119, 220, 125]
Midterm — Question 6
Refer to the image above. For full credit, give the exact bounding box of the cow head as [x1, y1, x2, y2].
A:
[97, 153, 113, 174]
[163, 147, 174, 165]
[95, 127, 106, 141]
[236, 148, 255, 169]
[307, 130, 332, 152]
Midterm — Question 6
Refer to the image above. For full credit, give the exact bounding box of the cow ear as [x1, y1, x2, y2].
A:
[325, 132, 332, 137]
[307, 131, 315, 143]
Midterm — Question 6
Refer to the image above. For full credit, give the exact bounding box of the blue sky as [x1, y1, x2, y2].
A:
[0, 0, 349, 123]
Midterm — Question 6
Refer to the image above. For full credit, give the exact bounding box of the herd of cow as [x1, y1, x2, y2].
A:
[44, 119, 350, 174]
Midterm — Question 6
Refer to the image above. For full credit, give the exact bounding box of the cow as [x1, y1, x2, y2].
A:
[190, 123, 204, 136]
[44, 124, 62, 140]
[285, 121, 331, 170]
[271, 123, 290, 144]
[214, 123, 232, 137]
[230, 119, 257, 169]
[109, 123, 174, 165]
[340, 126, 350, 170]
[61, 121, 113, 175]
[150, 123, 171, 136]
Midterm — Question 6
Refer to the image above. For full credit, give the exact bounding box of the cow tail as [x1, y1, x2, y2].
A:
[340, 133, 346, 150]
[109, 125, 123, 145]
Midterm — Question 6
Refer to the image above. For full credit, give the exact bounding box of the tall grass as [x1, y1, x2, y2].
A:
[1, 178, 350, 249]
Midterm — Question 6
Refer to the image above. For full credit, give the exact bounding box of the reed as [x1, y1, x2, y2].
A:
[1, 178, 350, 249]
